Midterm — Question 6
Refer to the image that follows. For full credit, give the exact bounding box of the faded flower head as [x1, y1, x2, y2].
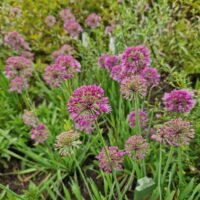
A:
[55, 130, 82, 156]
[68, 85, 111, 133]
[151, 118, 195, 146]
[86, 13, 101, 28]
[96, 146, 124, 173]
[127, 110, 148, 128]
[44, 64, 68, 87]
[4, 31, 30, 52]
[55, 55, 81, 78]
[10, 7, 22, 17]
[22, 110, 39, 127]
[5, 56, 32, 79]
[45, 15, 56, 27]
[125, 135, 149, 160]
[9, 76, 29, 93]
[120, 75, 147, 99]
[59, 8, 76, 22]
[140, 67, 160, 87]
[30, 123, 48, 144]
[64, 20, 83, 39]
[163, 89, 196, 113]
[122, 45, 150, 73]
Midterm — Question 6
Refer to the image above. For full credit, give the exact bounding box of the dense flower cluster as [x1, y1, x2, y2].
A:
[22, 110, 39, 127]
[64, 20, 83, 39]
[9, 76, 28, 93]
[96, 146, 124, 173]
[86, 13, 101, 28]
[151, 118, 195, 146]
[127, 110, 148, 128]
[163, 89, 196, 113]
[10, 7, 22, 17]
[59, 8, 75, 22]
[31, 123, 48, 144]
[55, 130, 82, 156]
[125, 135, 149, 160]
[45, 15, 56, 27]
[68, 85, 111, 133]
[120, 75, 147, 99]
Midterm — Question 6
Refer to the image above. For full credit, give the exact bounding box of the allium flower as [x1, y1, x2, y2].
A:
[9, 76, 28, 93]
[110, 64, 123, 82]
[140, 67, 160, 86]
[105, 23, 115, 36]
[98, 54, 110, 69]
[51, 44, 75, 60]
[125, 135, 149, 160]
[64, 21, 83, 39]
[44, 64, 68, 87]
[30, 123, 48, 144]
[96, 146, 124, 173]
[151, 118, 195, 146]
[68, 85, 111, 133]
[122, 45, 150, 73]
[163, 89, 196, 113]
[22, 110, 39, 127]
[59, 8, 76, 22]
[45, 15, 56, 27]
[55, 130, 82, 156]
[120, 75, 147, 99]
[55, 55, 81, 78]
[4, 31, 30, 52]
[127, 110, 148, 128]
[20, 51, 34, 60]
[86, 13, 101, 28]
[5, 56, 33, 79]
[10, 7, 22, 17]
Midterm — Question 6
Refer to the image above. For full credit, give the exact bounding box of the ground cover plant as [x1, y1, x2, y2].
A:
[0, 0, 200, 199]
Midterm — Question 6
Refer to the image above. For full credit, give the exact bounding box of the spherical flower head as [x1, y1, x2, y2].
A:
[45, 15, 56, 27]
[140, 67, 160, 87]
[151, 118, 195, 146]
[22, 110, 39, 127]
[122, 45, 150, 73]
[98, 54, 110, 69]
[96, 146, 124, 173]
[10, 7, 22, 17]
[4, 31, 30, 52]
[44, 64, 68, 87]
[5, 56, 33, 79]
[86, 13, 101, 28]
[9, 76, 29, 93]
[163, 89, 196, 113]
[68, 85, 111, 133]
[64, 20, 83, 39]
[59, 9, 76, 22]
[30, 123, 48, 144]
[55, 55, 81, 78]
[127, 110, 148, 128]
[110, 64, 124, 82]
[55, 130, 82, 156]
[120, 75, 147, 99]
[125, 135, 149, 160]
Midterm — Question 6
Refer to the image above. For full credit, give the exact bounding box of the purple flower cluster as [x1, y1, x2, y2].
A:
[86, 13, 101, 28]
[59, 9, 76, 22]
[151, 118, 195, 146]
[68, 85, 111, 133]
[163, 89, 196, 113]
[31, 123, 48, 144]
[5, 56, 33, 93]
[45, 15, 56, 27]
[127, 110, 148, 128]
[96, 146, 124, 173]
[22, 110, 39, 127]
[105, 23, 115, 36]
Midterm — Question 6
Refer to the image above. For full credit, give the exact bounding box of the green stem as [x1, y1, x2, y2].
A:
[158, 144, 162, 200]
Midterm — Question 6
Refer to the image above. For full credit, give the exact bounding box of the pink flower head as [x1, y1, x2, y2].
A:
[86, 13, 101, 28]
[59, 9, 76, 22]
[105, 23, 115, 36]
[163, 89, 196, 113]
[30, 123, 48, 144]
[98, 54, 110, 69]
[127, 110, 148, 128]
[120, 75, 147, 99]
[22, 110, 39, 127]
[44, 64, 68, 87]
[5, 56, 32, 79]
[45, 15, 56, 27]
[125, 135, 149, 160]
[10, 7, 22, 17]
[55, 55, 81, 78]
[110, 64, 124, 82]
[4, 31, 30, 52]
[64, 20, 83, 39]
[140, 67, 160, 86]
[151, 118, 195, 146]
[96, 146, 124, 173]
[68, 85, 111, 133]
[122, 45, 150, 73]
[9, 76, 29, 93]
